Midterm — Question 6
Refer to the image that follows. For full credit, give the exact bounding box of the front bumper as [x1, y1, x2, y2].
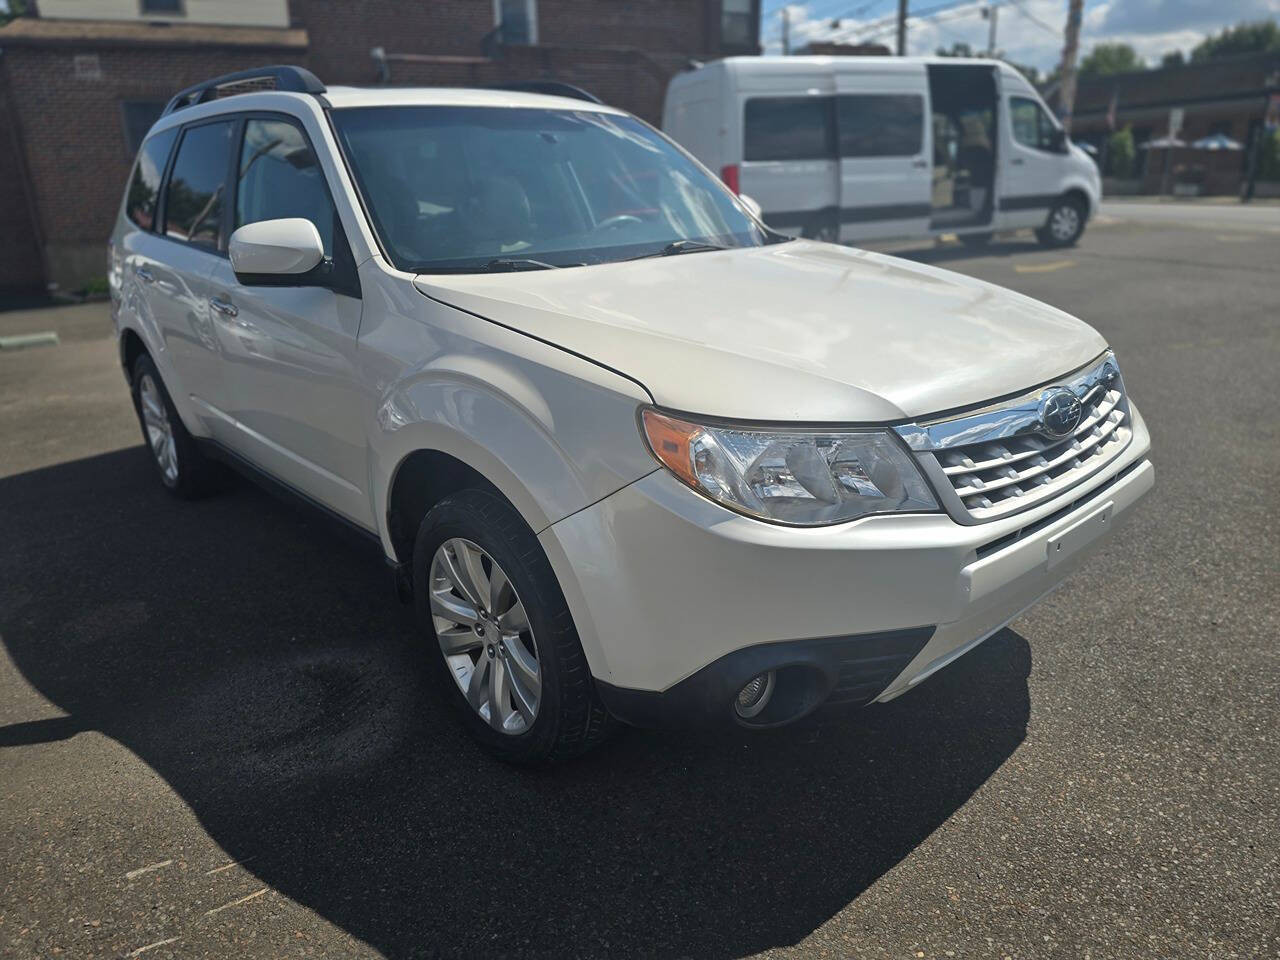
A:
[539, 404, 1152, 727]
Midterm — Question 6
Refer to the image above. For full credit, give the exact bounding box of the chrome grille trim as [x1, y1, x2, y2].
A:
[895, 352, 1120, 452]
[895, 352, 1133, 524]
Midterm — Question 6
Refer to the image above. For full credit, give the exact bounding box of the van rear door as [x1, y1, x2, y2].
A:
[738, 86, 838, 238]
[834, 69, 931, 242]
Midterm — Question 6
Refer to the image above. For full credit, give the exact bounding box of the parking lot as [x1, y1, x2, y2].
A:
[1, 203, 1277, 959]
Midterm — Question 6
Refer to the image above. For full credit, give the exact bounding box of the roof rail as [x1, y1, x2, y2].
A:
[488, 81, 603, 104]
[162, 65, 326, 116]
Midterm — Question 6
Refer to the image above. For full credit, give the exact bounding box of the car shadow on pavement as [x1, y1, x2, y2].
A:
[0, 447, 1032, 959]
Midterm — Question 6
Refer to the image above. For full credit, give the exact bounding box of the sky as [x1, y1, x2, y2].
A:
[761, 0, 1280, 72]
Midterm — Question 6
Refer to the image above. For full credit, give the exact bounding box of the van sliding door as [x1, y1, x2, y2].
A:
[835, 71, 931, 243]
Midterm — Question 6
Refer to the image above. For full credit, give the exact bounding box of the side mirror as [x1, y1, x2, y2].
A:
[739, 193, 764, 221]
[229, 218, 324, 280]
[1049, 128, 1068, 153]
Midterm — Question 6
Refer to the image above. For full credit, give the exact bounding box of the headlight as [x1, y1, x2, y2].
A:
[641, 409, 938, 526]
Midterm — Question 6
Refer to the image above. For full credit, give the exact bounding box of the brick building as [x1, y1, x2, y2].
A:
[0, 0, 760, 293]
[1068, 51, 1280, 194]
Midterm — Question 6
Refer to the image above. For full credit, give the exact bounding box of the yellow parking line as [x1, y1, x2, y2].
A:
[1014, 260, 1076, 274]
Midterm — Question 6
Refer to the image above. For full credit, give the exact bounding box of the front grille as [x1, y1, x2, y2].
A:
[895, 353, 1133, 523]
[939, 383, 1129, 520]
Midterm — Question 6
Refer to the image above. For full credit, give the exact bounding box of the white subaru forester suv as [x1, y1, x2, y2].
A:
[109, 66, 1153, 762]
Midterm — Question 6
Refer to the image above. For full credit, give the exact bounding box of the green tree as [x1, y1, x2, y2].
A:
[1106, 126, 1136, 179]
[935, 41, 976, 58]
[1191, 20, 1280, 62]
[1160, 50, 1186, 69]
[0, 0, 31, 24]
[1079, 43, 1145, 78]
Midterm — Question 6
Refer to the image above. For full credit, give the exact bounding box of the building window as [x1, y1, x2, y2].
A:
[721, 0, 755, 50]
[122, 101, 168, 155]
[140, 0, 185, 15]
[495, 0, 537, 45]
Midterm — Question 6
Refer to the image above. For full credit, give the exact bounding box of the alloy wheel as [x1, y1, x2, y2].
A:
[139, 373, 178, 485]
[429, 537, 541, 734]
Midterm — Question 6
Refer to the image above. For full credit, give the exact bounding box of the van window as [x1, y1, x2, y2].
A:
[837, 94, 924, 158]
[1011, 96, 1058, 151]
[125, 127, 177, 230]
[744, 97, 834, 162]
[164, 120, 235, 249]
[235, 119, 336, 257]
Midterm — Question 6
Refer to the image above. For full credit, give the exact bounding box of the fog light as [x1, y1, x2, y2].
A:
[734, 670, 775, 720]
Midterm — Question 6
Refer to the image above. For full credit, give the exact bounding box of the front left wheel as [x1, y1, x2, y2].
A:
[412, 489, 614, 763]
[1036, 196, 1086, 248]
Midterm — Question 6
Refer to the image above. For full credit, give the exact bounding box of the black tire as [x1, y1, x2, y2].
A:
[129, 353, 222, 499]
[959, 231, 993, 247]
[1036, 195, 1086, 248]
[412, 489, 614, 763]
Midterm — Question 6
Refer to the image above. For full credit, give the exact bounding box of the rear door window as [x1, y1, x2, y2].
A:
[163, 120, 235, 249]
[125, 127, 178, 230]
[743, 97, 834, 161]
[837, 94, 924, 158]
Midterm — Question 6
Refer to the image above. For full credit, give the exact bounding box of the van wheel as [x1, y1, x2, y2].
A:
[412, 489, 615, 764]
[1036, 196, 1085, 248]
[129, 354, 222, 498]
[959, 232, 993, 247]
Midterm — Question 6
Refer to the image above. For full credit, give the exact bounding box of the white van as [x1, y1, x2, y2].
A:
[663, 56, 1102, 248]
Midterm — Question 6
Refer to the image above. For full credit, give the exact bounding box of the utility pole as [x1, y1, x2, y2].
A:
[781, 6, 790, 55]
[986, 3, 999, 57]
[1057, 0, 1085, 132]
[896, 0, 908, 55]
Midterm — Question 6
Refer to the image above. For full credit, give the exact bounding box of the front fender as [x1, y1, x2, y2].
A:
[364, 284, 658, 557]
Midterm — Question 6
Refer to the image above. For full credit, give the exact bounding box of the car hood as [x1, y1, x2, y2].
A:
[414, 239, 1108, 422]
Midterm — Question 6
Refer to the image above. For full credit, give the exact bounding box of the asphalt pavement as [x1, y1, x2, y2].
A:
[1, 209, 1277, 959]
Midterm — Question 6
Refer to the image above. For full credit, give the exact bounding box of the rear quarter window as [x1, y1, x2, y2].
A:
[125, 127, 178, 230]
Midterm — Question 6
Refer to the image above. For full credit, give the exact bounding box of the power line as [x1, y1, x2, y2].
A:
[1006, 0, 1059, 37]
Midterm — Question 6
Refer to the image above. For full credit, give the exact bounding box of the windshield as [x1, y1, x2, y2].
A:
[331, 106, 775, 272]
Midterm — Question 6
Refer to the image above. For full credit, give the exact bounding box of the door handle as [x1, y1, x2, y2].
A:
[136, 266, 155, 283]
[209, 296, 239, 318]
[1011, 158, 1025, 165]
[912, 158, 928, 168]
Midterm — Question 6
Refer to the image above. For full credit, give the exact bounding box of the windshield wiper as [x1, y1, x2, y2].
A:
[483, 258, 561, 272]
[629, 239, 730, 261]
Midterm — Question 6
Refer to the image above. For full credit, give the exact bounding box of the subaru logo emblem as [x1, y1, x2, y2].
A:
[1038, 387, 1083, 439]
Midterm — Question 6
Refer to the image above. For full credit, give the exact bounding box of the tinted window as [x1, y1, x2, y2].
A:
[1011, 96, 1058, 151]
[744, 97, 834, 162]
[333, 106, 770, 272]
[838, 94, 924, 158]
[235, 119, 336, 256]
[125, 127, 177, 230]
[164, 120, 234, 248]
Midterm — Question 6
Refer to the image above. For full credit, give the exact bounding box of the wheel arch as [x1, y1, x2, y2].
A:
[119, 327, 149, 384]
